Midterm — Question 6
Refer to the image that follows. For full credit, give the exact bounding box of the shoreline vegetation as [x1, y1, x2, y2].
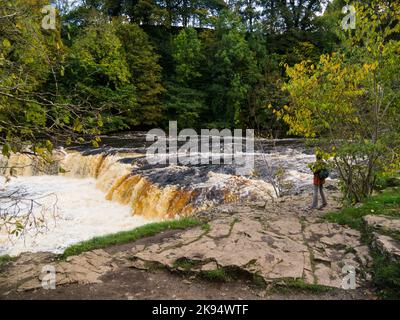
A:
[1, 179, 399, 298]
[326, 177, 400, 299]
[60, 217, 203, 259]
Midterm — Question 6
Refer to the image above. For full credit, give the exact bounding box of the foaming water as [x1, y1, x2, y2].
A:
[0, 176, 156, 256]
[0, 137, 329, 256]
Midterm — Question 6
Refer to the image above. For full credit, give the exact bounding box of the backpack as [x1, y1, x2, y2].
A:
[319, 168, 330, 180]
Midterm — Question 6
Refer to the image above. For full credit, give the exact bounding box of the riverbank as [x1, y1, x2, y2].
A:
[326, 185, 400, 299]
[0, 192, 379, 300]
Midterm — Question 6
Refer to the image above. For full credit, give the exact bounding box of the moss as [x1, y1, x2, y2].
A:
[173, 258, 202, 271]
[271, 278, 332, 294]
[252, 274, 267, 287]
[0, 255, 15, 270]
[200, 268, 230, 282]
[370, 250, 400, 299]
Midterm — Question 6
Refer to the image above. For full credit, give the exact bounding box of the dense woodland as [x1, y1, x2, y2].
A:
[1, 0, 350, 136]
[1, 0, 399, 201]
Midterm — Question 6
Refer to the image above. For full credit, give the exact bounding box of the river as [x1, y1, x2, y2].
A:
[0, 133, 324, 256]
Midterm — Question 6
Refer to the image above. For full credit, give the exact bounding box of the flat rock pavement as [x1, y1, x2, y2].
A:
[0, 197, 373, 295]
[131, 203, 371, 288]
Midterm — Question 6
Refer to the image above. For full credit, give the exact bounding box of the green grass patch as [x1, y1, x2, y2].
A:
[324, 186, 400, 299]
[272, 279, 332, 294]
[370, 250, 400, 299]
[252, 274, 267, 287]
[201, 223, 211, 232]
[0, 255, 14, 270]
[374, 176, 400, 191]
[200, 268, 230, 282]
[61, 217, 202, 259]
[325, 187, 400, 230]
[173, 258, 202, 271]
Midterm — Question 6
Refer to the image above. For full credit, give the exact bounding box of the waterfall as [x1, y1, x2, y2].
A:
[0, 151, 276, 220]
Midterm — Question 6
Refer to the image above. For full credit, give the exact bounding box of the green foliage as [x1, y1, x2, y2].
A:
[116, 22, 165, 126]
[206, 10, 259, 128]
[163, 82, 206, 129]
[172, 28, 204, 84]
[371, 250, 400, 299]
[2, 0, 398, 153]
[173, 257, 201, 271]
[62, 17, 136, 132]
[325, 187, 400, 230]
[272, 279, 332, 294]
[0, 0, 64, 152]
[200, 268, 229, 282]
[0, 255, 15, 270]
[278, 2, 400, 202]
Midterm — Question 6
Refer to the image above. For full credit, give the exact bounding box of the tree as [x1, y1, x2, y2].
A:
[206, 10, 259, 128]
[0, 1, 105, 234]
[166, 28, 206, 129]
[61, 16, 136, 132]
[260, 0, 326, 33]
[0, 0, 103, 156]
[276, 1, 400, 202]
[116, 22, 164, 126]
[172, 28, 203, 84]
[228, 0, 262, 32]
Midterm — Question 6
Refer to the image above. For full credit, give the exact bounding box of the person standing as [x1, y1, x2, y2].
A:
[309, 154, 329, 209]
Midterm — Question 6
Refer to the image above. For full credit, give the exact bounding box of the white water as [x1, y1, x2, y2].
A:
[0, 176, 156, 256]
[0, 144, 333, 257]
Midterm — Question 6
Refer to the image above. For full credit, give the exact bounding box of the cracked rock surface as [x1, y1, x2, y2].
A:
[130, 204, 371, 288]
[372, 233, 400, 260]
[0, 250, 115, 293]
[363, 215, 400, 233]
[0, 197, 373, 294]
[363, 215, 400, 261]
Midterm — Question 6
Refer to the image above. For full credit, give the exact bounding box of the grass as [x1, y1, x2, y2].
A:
[325, 187, 400, 230]
[172, 257, 231, 282]
[369, 250, 400, 299]
[0, 255, 14, 270]
[201, 223, 211, 232]
[172, 257, 267, 286]
[324, 186, 400, 299]
[200, 268, 230, 282]
[374, 176, 400, 191]
[61, 217, 202, 259]
[173, 258, 202, 271]
[271, 279, 332, 294]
